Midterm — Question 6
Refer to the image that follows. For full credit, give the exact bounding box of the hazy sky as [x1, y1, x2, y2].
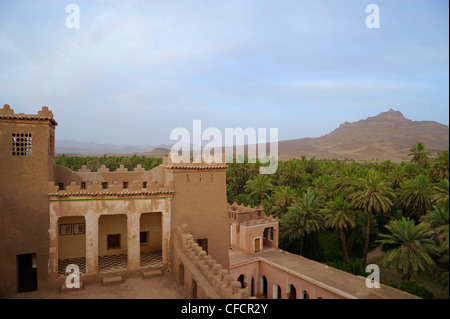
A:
[0, 0, 448, 146]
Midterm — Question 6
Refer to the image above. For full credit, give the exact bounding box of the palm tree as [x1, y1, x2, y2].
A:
[313, 175, 336, 201]
[380, 160, 394, 174]
[334, 163, 363, 199]
[349, 169, 394, 265]
[271, 186, 295, 217]
[280, 189, 324, 255]
[244, 174, 273, 205]
[421, 201, 449, 255]
[377, 217, 440, 280]
[399, 175, 433, 217]
[408, 142, 431, 167]
[322, 195, 355, 269]
[388, 165, 406, 189]
[298, 188, 323, 213]
[281, 160, 303, 187]
[402, 163, 418, 179]
[432, 179, 449, 204]
[430, 150, 449, 180]
[86, 159, 101, 172]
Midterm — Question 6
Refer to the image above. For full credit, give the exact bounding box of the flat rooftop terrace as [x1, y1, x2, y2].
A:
[229, 248, 420, 299]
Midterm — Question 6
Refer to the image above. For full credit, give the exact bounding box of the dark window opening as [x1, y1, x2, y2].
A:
[143, 181, 147, 188]
[140, 231, 148, 245]
[197, 238, 208, 255]
[102, 182, 108, 190]
[58, 183, 64, 190]
[107, 234, 121, 250]
[123, 182, 128, 189]
[81, 182, 86, 189]
[237, 274, 246, 288]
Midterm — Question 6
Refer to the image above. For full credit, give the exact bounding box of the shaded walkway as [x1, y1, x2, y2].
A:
[58, 251, 163, 276]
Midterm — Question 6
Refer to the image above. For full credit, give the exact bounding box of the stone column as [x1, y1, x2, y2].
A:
[85, 212, 99, 276]
[127, 212, 141, 271]
[272, 226, 279, 249]
[48, 210, 58, 279]
[161, 199, 171, 266]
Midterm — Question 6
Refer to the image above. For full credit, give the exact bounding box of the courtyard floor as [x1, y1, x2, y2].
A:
[57, 251, 163, 276]
[7, 274, 183, 299]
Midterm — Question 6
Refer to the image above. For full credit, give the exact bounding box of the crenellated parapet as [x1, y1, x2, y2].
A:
[228, 202, 279, 254]
[227, 202, 278, 225]
[0, 104, 57, 125]
[76, 164, 146, 173]
[163, 153, 228, 170]
[48, 179, 174, 198]
[173, 224, 250, 299]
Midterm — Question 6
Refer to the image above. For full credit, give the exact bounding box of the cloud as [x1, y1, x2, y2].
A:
[0, 0, 448, 145]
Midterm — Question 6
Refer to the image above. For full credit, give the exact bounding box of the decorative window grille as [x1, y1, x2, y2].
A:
[12, 133, 32, 156]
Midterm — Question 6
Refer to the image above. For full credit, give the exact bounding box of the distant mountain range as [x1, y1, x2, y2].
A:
[277, 109, 449, 161]
[55, 139, 172, 156]
[56, 109, 449, 162]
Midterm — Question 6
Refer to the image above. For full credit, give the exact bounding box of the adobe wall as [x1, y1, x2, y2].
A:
[229, 259, 260, 296]
[55, 163, 165, 187]
[58, 216, 86, 259]
[228, 202, 279, 254]
[230, 258, 346, 299]
[171, 224, 249, 299]
[140, 212, 163, 253]
[167, 166, 230, 269]
[0, 105, 56, 296]
[258, 259, 344, 299]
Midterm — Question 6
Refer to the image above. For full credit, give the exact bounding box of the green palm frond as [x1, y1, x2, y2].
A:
[377, 217, 440, 278]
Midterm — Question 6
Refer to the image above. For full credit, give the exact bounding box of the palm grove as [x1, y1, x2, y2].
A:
[226, 143, 448, 297]
[56, 143, 449, 298]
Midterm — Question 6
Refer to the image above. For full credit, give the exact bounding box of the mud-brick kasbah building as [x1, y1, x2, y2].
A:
[0, 104, 417, 299]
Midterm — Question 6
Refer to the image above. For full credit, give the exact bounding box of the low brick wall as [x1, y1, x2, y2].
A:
[171, 224, 250, 299]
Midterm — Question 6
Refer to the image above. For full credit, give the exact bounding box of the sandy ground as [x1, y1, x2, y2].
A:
[7, 274, 183, 299]
[367, 245, 385, 262]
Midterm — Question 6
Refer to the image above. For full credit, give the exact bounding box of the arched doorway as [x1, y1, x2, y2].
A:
[273, 283, 282, 299]
[302, 290, 309, 299]
[237, 274, 247, 288]
[288, 284, 297, 299]
[261, 275, 268, 298]
[251, 277, 255, 296]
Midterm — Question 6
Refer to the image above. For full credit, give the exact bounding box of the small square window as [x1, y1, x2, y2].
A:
[102, 182, 108, 189]
[60, 224, 72, 235]
[11, 132, 32, 156]
[73, 223, 85, 234]
[197, 238, 208, 255]
[123, 182, 128, 189]
[107, 234, 121, 250]
[81, 182, 86, 189]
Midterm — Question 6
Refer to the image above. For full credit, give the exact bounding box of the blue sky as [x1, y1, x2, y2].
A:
[0, 0, 448, 146]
